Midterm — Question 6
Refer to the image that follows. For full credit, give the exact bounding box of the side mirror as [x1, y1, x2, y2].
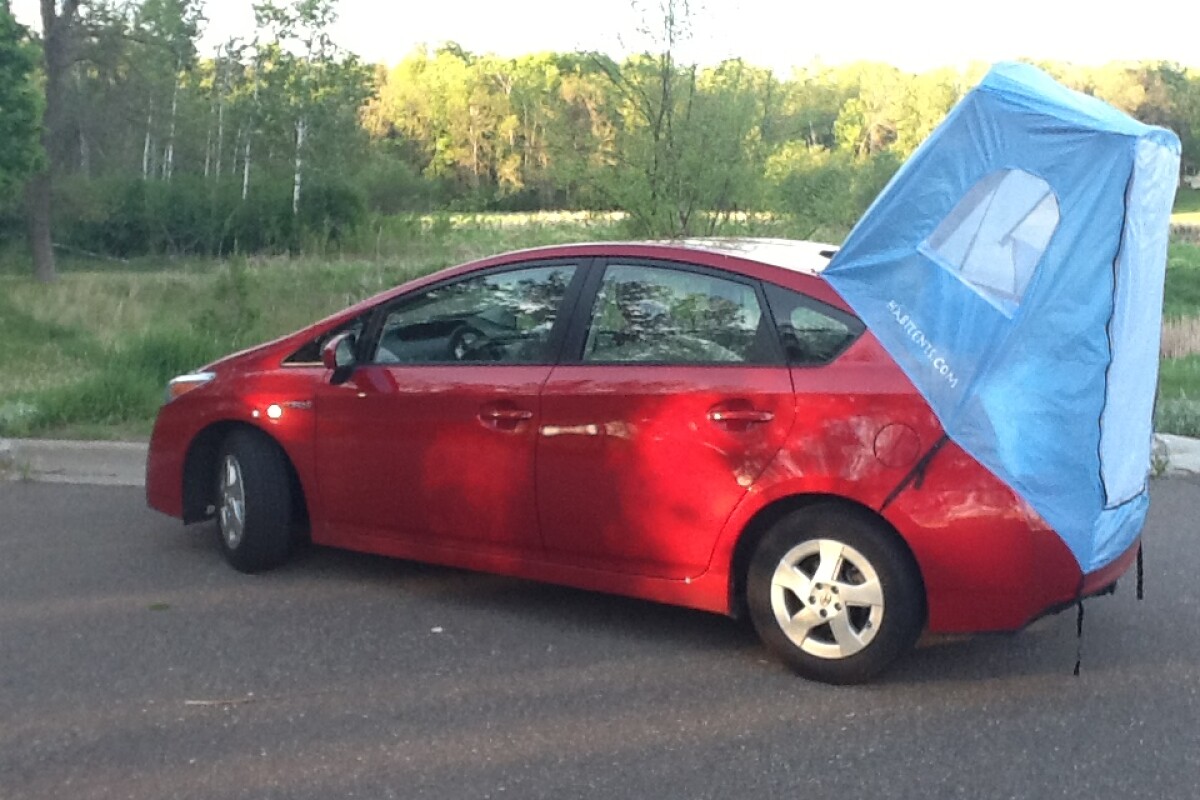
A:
[321, 332, 357, 372]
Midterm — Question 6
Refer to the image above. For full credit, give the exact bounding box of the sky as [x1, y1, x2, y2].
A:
[11, 0, 1200, 73]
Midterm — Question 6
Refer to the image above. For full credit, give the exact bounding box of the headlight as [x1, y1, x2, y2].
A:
[165, 371, 216, 403]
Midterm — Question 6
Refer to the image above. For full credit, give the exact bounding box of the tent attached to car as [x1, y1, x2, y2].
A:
[823, 62, 1181, 574]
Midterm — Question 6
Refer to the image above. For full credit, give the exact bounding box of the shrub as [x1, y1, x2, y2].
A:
[49, 173, 368, 258]
[358, 157, 451, 214]
[2, 328, 231, 436]
[766, 146, 900, 235]
[1157, 395, 1200, 438]
[295, 175, 368, 251]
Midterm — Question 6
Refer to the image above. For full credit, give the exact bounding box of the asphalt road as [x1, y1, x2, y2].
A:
[2, 479, 1199, 800]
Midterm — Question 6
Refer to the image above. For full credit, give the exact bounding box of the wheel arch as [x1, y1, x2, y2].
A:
[182, 421, 309, 529]
[728, 493, 928, 621]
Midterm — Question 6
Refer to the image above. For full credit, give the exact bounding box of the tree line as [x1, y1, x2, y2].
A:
[2, 0, 1199, 280]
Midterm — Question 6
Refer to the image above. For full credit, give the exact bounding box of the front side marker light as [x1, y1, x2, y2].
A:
[165, 372, 216, 403]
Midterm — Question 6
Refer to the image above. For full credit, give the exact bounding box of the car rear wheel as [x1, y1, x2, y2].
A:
[215, 430, 294, 573]
[747, 504, 924, 684]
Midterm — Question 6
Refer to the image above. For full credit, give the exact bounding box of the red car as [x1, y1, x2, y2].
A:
[146, 239, 1134, 683]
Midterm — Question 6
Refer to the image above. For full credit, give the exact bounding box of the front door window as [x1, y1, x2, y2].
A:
[374, 266, 576, 364]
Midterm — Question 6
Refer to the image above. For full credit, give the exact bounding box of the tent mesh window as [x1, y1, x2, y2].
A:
[921, 169, 1060, 316]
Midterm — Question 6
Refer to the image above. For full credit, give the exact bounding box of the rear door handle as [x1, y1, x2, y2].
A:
[708, 409, 774, 424]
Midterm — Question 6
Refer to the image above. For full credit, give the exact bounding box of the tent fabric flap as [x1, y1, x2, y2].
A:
[822, 62, 1180, 573]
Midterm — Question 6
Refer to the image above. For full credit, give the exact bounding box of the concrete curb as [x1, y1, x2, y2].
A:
[1156, 433, 1200, 476]
[2, 433, 1198, 489]
[0, 439, 148, 487]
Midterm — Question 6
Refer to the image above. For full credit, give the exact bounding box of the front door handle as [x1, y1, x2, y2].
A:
[479, 405, 534, 431]
[481, 407, 533, 422]
[540, 423, 600, 438]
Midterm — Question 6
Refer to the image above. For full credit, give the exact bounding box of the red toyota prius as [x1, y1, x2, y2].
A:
[146, 239, 1127, 683]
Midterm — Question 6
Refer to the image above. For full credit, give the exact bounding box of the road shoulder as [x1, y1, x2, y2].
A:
[2, 433, 1198, 488]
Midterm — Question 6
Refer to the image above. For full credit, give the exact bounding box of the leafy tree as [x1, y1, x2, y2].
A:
[0, 4, 43, 198]
[891, 67, 961, 157]
[673, 59, 775, 231]
[592, 0, 698, 236]
[541, 53, 619, 208]
[1174, 70, 1200, 175]
[590, 1, 776, 236]
[773, 66, 852, 151]
[832, 63, 904, 157]
[9, 0, 1200, 259]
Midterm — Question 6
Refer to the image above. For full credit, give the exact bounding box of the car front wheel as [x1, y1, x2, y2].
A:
[747, 504, 925, 684]
[215, 430, 295, 573]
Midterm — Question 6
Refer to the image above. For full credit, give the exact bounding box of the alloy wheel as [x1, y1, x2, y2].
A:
[769, 538, 885, 659]
[218, 454, 246, 550]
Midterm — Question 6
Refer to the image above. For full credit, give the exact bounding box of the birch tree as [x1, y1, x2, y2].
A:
[134, 0, 204, 181]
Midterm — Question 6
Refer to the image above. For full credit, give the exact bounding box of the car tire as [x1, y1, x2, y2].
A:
[215, 430, 295, 573]
[747, 503, 925, 684]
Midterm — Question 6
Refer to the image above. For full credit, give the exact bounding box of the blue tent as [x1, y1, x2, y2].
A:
[823, 62, 1181, 574]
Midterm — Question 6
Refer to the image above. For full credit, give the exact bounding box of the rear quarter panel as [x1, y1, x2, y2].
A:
[881, 442, 1083, 632]
[704, 329, 1082, 632]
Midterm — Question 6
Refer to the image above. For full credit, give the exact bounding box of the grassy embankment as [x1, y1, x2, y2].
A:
[0, 208, 1198, 440]
[0, 213, 620, 438]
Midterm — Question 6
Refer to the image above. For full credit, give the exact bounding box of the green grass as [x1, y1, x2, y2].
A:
[1, 211, 1200, 440]
[1159, 241, 1200, 436]
[1159, 354, 1200, 397]
[1157, 355, 1200, 437]
[1164, 241, 1200, 319]
[0, 260, 424, 439]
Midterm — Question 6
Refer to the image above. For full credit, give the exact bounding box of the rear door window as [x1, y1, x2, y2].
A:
[582, 264, 775, 364]
[762, 283, 864, 365]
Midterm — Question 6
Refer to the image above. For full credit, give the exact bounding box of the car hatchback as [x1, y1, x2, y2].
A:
[147, 239, 1135, 683]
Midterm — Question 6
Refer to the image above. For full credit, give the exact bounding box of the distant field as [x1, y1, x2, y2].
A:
[1173, 187, 1200, 225]
[0, 214, 1198, 440]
